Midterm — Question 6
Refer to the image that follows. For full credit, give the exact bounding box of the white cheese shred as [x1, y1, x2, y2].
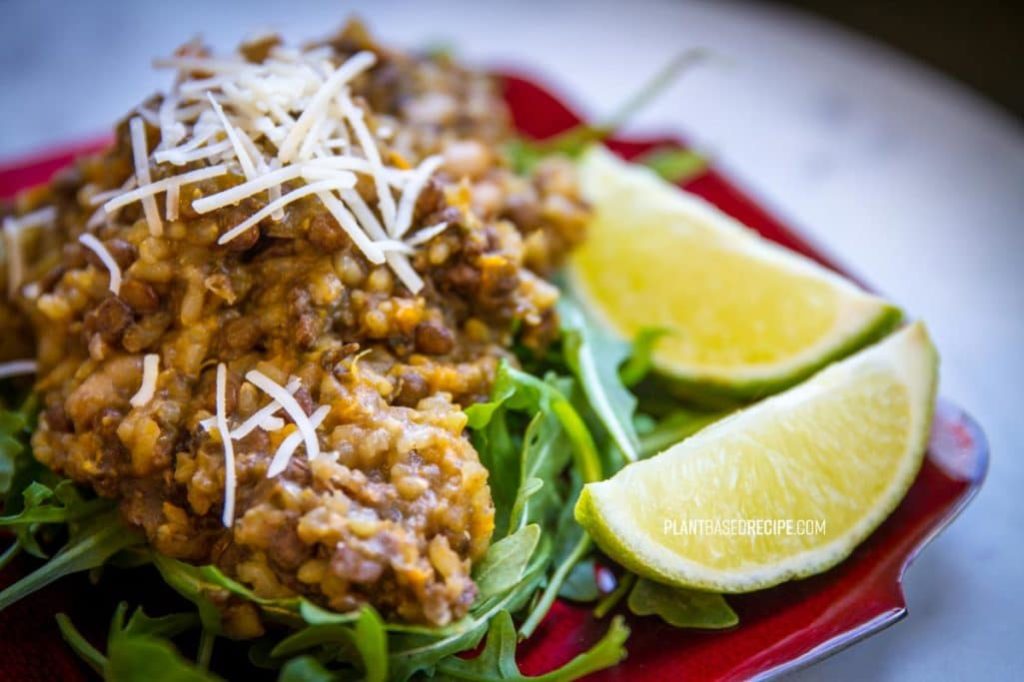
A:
[341, 189, 424, 293]
[277, 51, 376, 163]
[192, 165, 307, 214]
[217, 177, 356, 245]
[257, 415, 285, 432]
[393, 155, 443, 238]
[0, 359, 38, 380]
[207, 93, 258, 180]
[316, 191, 384, 264]
[340, 95, 397, 232]
[245, 370, 320, 465]
[130, 354, 160, 407]
[129, 117, 164, 236]
[78, 234, 122, 295]
[216, 363, 237, 527]
[166, 182, 180, 221]
[131, 42, 448, 294]
[266, 404, 330, 478]
[230, 376, 301, 439]
[3, 207, 57, 298]
[405, 221, 450, 247]
[104, 165, 227, 212]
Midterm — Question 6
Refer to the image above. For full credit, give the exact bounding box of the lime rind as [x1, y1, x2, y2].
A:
[571, 145, 903, 399]
[575, 323, 938, 593]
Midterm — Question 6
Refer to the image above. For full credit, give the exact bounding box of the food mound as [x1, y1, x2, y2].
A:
[0, 22, 588, 631]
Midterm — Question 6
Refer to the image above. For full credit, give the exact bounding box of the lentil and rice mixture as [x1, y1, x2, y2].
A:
[0, 21, 589, 633]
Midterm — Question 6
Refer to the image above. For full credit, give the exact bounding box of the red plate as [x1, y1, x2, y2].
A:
[0, 72, 987, 681]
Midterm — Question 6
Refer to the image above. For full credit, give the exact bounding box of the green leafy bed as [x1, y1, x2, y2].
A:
[0, 294, 737, 681]
[0, 53, 724, 681]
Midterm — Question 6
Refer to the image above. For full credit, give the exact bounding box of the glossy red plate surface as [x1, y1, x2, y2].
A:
[0, 72, 987, 681]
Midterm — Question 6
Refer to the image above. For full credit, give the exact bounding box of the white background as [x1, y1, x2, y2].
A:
[1, 1, 1021, 678]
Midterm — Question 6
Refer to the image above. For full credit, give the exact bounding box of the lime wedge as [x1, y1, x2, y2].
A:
[575, 323, 937, 592]
[568, 146, 901, 398]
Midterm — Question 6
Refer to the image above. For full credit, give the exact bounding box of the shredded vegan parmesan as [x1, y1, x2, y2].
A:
[266, 404, 331, 477]
[207, 93, 259, 180]
[0, 359, 38, 379]
[216, 363, 237, 526]
[103, 165, 227, 212]
[3, 207, 57, 298]
[405, 221, 450, 247]
[339, 95, 397, 232]
[130, 354, 160, 407]
[276, 51, 376, 163]
[230, 376, 301, 439]
[245, 370, 321, 464]
[393, 155, 443, 238]
[217, 176, 356, 244]
[165, 182, 180, 221]
[257, 415, 285, 432]
[110, 41, 449, 293]
[77, 234, 122, 295]
[129, 117, 164, 236]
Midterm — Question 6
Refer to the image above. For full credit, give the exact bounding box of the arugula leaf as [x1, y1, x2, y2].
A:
[150, 552, 305, 635]
[637, 147, 708, 184]
[503, 50, 707, 174]
[619, 328, 669, 388]
[0, 479, 113, 558]
[0, 509, 143, 612]
[197, 629, 216, 671]
[503, 130, 602, 175]
[594, 573, 636, 619]
[467, 407, 520, 537]
[0, 396, 48, 511]
[510, 411, 571, 532]
[437, 611, 630, 681]
[627, 578, 738, 629]
[558, 559, 599, 603]
[558, 298, 640, 463]
[197, 563, 302, 619]
[0, 404, 32, 498]
[0, 540, 21, 571]
[467, 362, 602, 530]
[122, 605, 200, 639]
[473, 524, 541, 599]
[298, 599, 360, 627]
[388, 537, 552, 681]
[512, 369, 603, 484]
[270, 622, 356, 660]
[56, 613, 107, 675]
[353, 606, 388, 682]
[467, 361, 610, 645]
[106, 627, 222, 681]
[518, 484, 589, 638]
[639, 408, 724, 457]
[149, 553, 229, 633]
[278, 656, 336, 682]
[57, 605, 220, 682]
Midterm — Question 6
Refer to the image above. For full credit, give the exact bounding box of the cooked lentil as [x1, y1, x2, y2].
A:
[0, 21, 588, 630]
